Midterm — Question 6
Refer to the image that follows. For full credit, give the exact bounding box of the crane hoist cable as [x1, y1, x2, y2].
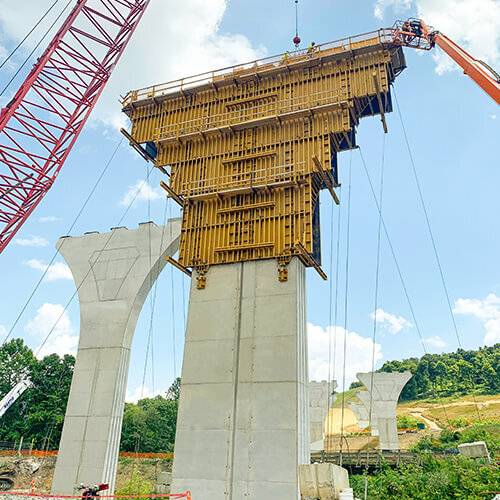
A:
[339, 150, 353, 466]
[393, 89, 483, 421]
[0, 0, 72, 97]
[1, 138, 124, 348]
[293, 0, 301, 47]
[0, 0, 61, 70]
[34, 163, 157, 360]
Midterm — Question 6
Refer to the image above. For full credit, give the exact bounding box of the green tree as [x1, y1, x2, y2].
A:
[0, 340, 74, 448]
[120, 378, 180, 453]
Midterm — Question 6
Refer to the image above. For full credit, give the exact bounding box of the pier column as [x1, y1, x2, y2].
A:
[171, 258, 309, 499]
[309, 380, 336, 451]
[51, 220, 181, 494]
[356, 371, 412, 450]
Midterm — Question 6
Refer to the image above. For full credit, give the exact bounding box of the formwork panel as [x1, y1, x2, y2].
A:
[123, 38, 405, 276]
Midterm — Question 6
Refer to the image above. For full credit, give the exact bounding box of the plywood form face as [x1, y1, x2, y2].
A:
[125, 45, 403, 270]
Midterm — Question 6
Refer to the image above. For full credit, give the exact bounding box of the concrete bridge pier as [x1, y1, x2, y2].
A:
[171, 258, 309, 499]
[356, 371, 412, 450]
[51, 220, 181, 494]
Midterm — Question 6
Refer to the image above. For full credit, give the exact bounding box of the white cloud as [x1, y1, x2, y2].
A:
[119, 179, 162, 207]
[308, 323, 383, 388]
[39, 216, 61, 223]
[25, 259, 72, 282]
[453, 293, 500, 345]
[0, 1, 266, 127]
[96, 0, 266, 128]
[14, 235, 49, 247]
[491, 114, 497, 120]
[371, 308, 412, 334]
[417, 0, 500, 75]
[25, 303, 78, 358]
[373, 0, 500, 76]
[374, 0, 412, 20]
[423, 335, 447, 349]
[126, 384, 164, 403]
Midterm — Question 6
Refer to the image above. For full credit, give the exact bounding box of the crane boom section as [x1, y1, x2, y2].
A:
[434, 33, 500, 105]
[0, 377, 32, 418]
[0, 0, 150, 253]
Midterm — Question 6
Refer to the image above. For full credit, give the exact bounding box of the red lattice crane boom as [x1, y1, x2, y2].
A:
[0, 0, 150, 253]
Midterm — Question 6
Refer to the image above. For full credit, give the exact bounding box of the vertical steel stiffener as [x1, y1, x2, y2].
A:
[123, 32, 407, 284]
[0, 0, 150, 253]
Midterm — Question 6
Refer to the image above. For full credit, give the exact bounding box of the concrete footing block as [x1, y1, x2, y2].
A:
[299, 463, 349, 499]
[458, 441, 491, 463]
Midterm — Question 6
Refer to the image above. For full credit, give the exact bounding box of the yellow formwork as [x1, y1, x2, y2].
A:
[122, 32, 406, 284]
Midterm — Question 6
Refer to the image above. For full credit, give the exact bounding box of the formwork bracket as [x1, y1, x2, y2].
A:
[277, 253, 292, 282]
[312, 155, 340, 205]
[195, 263, 209, 289]
[165, 255, 192, 277]
[372, 73, 388, 134]
[160, 180, 184, 206]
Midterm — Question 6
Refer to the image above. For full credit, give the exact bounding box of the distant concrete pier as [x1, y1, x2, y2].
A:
[170, 258, 309, 499]
[309, 380, 336, 451]
[356, 371, 412, 450]
[52, 220, 181, 494]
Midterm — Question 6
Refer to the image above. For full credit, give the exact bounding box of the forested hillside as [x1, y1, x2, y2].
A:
[378, 344, 500, 401]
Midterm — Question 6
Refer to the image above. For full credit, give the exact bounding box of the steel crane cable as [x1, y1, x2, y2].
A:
[0, 0, 73, 97]
[0, 0, 61, 70]
[339, 150, 353, 466]
[34, 163, 157, 358]
[393, 89, 482, 421]
[2, 137, 123, 343]
[169, 200, 177, 379]
[141, 164, 155, 399]
[326, 185, 342, 447]
[367, 133, 386, 438]
[141, 186, 172, 398]
[1, 137, 124, 348]
[363, 133, 386, 500]
[358, 145, 451, 426]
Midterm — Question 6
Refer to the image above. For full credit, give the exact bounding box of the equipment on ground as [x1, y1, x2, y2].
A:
[0, 469, 15, 491]
[0, 376, 32, 419]
[77, 482, 109, 500]
[0, 0, 151, 254]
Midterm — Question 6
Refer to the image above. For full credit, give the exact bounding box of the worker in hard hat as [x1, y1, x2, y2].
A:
[307, 41, 317, 54]
[281, 51, 290, 65]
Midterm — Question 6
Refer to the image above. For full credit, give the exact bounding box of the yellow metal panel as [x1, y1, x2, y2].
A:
[123, 37, 405, 274]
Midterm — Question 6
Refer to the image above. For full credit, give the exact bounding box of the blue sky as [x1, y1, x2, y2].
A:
[0, 0, 499, 400]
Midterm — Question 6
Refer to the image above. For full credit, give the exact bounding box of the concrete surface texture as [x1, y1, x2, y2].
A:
[347, 401, 369, 430]
[170, 258, 309, 499]
[458, 441, 491, 463]
[51, 220, 182, 494]
[355, 391, 380, 436]
[356, 371, 412, 450]
[309, 380, 337, 446]
[299, 463, 349, 499]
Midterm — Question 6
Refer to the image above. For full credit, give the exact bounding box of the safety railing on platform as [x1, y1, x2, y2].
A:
[179, 161, 307, 198]
[153, 89, 342, 142]
[121, 28, 396, 105]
